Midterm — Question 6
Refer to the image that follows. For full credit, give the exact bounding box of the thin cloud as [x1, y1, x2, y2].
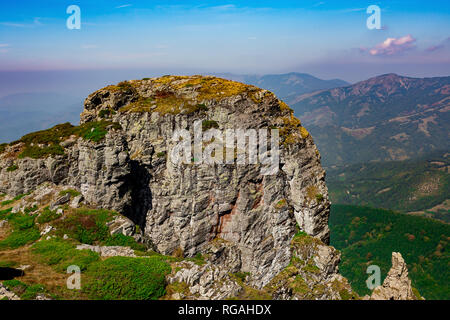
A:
[426, 37, 450, 53]
[369, 35, 416, 56]
[0, 18, 43, 28]
[0, 22, 27, 28]
[209, 4, 236, 11]
[115, 4, 132, 9]
[341, 8, 366, 13]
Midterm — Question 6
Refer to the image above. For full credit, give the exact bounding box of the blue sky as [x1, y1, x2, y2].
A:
[0, 1, 449, 81]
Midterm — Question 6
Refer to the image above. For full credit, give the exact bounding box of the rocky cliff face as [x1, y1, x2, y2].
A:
[0, 76, 329, 288]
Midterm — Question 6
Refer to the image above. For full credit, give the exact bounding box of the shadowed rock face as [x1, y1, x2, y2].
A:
[0, 75, 330, 287]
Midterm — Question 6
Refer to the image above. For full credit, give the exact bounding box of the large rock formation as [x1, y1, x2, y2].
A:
[0, 75, 330, 288]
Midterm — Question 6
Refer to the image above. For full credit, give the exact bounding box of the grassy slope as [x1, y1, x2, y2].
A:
[329, 204, 450, 299]
[0, 193, 173, 300]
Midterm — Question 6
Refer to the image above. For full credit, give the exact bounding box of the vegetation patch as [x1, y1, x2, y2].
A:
[98, 108, 116, 119]
[187, 253, 206, 266]
[119, 76, 261, 115]
[0, 211, 40, 250]
[52, 208, 144, 250]
[53, 208, 116, 245]
[9, 121, 121, 159]
[0, 260, 18, 268]
[6, 164, 18, 172]
[36, 207, 61, 224]
[83, 256, 171, 300]
[2, 279, 47, 300]
[306, 185, 320, 203]
[275, 199, 287, 209]
[32, 238, 99, 272]
[202, 120, 219, 131]
[279, 113, 304, 145]
[59, 189, 81, 198]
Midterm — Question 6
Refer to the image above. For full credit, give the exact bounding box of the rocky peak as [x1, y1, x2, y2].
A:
[369, 252, 422, 300]
[0, 75, 330, 288]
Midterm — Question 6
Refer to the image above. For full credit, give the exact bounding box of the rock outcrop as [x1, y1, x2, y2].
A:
[369, 252, 422, 300]
[0, 284, 20, 300]
[0, 76, 330, 289]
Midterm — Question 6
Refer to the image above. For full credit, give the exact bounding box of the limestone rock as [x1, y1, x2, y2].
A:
[0, 284, 20, 300]
[167, 261, 243, 300]
[76, 244, 136, 257]
[369, 252, 421, 300]
[108, 215, 135, 237]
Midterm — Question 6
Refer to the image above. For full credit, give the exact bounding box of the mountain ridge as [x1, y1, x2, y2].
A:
[290, 73, 450, 167]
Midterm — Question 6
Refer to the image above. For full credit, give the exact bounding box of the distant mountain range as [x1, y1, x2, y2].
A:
[219, 72, 349, 101]
[290, 73, 450, 167]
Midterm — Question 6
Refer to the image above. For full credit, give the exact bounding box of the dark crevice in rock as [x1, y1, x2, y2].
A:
[122, 160, 152, 231]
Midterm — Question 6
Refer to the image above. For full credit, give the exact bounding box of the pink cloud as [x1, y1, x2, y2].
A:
[369, 35, 416, 56]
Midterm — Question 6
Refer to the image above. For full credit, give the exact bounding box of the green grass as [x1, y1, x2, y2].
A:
[53, 208, 115, 245]
[36, 207, 61, 224]
[0, 143, 7, 154]
[6, 164, 18, 172]
[202, 120, 219, 131]
[52, 208, 144, 250]
[103, 233, 146, 251]
[1, 193, 27, 206]
[0, 207, 13, 219]
[2, 279, 47, 300]
[8, 121, 122, 159]
[77, 121, 121, 143]
[187, 253, 206, 266]
[0, 260, 18, 268]
[83, 256, 171, 300]
[59, 189, 81, 198]
[0, 211, 40, 250]
[32, 238, 100, 272]
[329, 204, 450, 299]
[98, 109, 116, 119]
